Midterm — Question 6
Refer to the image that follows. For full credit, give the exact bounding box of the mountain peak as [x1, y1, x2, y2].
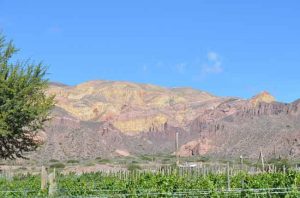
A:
[250, 91, 275, 106]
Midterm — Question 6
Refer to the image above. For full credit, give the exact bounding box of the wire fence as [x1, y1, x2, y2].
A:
[0, 187, 299, 197]
[1, 163, 300, 197]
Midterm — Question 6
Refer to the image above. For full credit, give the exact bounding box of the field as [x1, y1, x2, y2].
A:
[1, 167, 300, 197]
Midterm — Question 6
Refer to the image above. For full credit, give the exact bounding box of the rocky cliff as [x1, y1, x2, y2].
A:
[31, 81, 300, 161]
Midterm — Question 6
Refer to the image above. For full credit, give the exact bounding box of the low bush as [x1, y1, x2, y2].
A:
[50, 163, 65, 169]
[67, 159, 79, 164]
[97, 159, 111, 164]
[127, 163, 141, 171]
[49, 159, 60, 163]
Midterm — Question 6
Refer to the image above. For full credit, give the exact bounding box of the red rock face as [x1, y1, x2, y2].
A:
[29, 81, 300, 161]
[179, 99, 300, 158]
[178, 138, 214, 157]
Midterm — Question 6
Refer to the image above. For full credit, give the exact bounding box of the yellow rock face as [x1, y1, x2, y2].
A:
[113, 114, 168, 134]
[147, 95, 186, 108]
[250, 91, 276, 106]
[47, 80, 217, 134]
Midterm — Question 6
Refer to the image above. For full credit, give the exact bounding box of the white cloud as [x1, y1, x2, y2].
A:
[201, 51, 223, 75]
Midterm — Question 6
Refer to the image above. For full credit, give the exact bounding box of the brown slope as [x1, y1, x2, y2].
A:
[30, 80, 300, 161]
[179, 98, 300, 159]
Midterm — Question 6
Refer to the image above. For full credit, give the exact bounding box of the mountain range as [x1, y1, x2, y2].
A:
[30, 80, 300, 162]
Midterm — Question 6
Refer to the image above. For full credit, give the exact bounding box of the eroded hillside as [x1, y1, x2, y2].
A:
[30, 81, 300, 161]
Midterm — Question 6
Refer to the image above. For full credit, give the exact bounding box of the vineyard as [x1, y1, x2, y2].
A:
[1, 167, 300, 197]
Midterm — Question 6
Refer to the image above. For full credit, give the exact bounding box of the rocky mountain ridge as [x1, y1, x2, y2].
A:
[30, 80, 300, 161]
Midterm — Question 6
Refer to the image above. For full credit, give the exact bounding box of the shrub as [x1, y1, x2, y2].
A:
[139, 155, 152, 161]
[85, 162, 95, 166]
[197, 156, 210, 162]
[97, 159, 111, 164]
[268, 158, 291, 171]
[67, 160, 79, 164]
[49, 159, 60, 163]
[50, 163, 65, 169]
[161, 158, 172, 164]
[127, 164, 141, 171]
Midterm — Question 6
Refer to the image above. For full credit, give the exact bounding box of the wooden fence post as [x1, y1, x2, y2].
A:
[41, 166, 48, 191]
[175, 131, 179, 165]
[240, 155, 244, 171]
[260, 148, 265, 172]
[227, 162, 230, 191]
[48, 168, 57, 197]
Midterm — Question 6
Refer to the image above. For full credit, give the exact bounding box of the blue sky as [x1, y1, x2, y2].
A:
[1, 0, 299, 102]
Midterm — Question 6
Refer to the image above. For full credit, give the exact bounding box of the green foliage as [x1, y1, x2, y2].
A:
[1, 171, 300, 197]
[85, 162, 95, 166]
[97, 158, 111, 164]
[0, 174, 48, 197]
[49, 162, 65, 169]
[67, 159, 79, 164]
[127, 163, 141, 171]
[197, 156, 210, 162]
[139, 155, 153, 161]
[49, 159, 59, 163]
[268, 158, 291, 171]
[0, 34, 54, 159]
[161, 158, 171, 164]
